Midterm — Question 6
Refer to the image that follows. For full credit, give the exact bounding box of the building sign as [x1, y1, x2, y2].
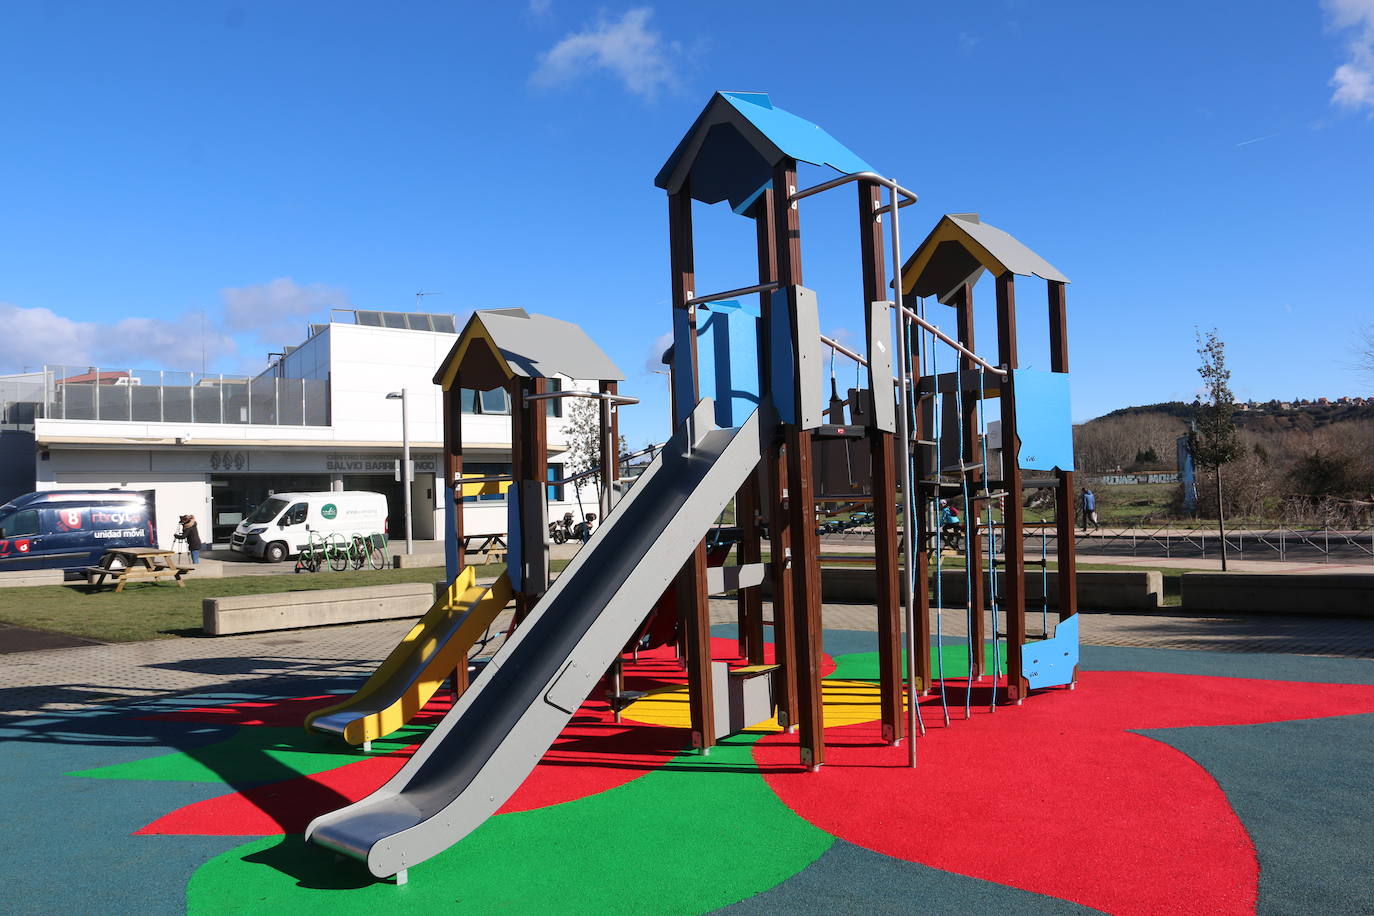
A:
[209, 451, 248, 471]
[324, 453, 437, 473]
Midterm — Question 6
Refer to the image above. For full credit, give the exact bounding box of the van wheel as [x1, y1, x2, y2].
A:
[264, 542, 288, 563]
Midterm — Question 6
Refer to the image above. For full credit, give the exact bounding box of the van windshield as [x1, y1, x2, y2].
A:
[245, 498, 289, 525]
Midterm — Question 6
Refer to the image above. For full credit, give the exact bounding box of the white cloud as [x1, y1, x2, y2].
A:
[1324, 0, 1374, 112]
[0, 302, 238, 374]
[530, 7, 680, 99]
[220, 277, 351, 345]
[644, 330, 673, 374]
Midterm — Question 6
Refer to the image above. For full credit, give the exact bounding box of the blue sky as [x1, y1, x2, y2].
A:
[1, 0, 1370, 448]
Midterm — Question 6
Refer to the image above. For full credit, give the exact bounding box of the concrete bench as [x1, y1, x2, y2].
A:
[1181, 572, 1374, 617]
[202, 582, 441, 636]
[0, 569, 64, 588]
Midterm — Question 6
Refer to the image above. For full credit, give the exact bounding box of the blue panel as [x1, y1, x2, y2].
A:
[1022, 614, 1079, 689]
[698, 300, 763, 428]
[505, 487, 522, 592]
[671, 307, 697, 427]
[444, 485, 458, 582]
[722, 92, 872, 176]
[1011, 369, 1075, 471]
[768, 288, 796, 424]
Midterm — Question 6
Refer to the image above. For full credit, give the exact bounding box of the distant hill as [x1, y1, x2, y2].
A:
[1094, 400, 1374, 433]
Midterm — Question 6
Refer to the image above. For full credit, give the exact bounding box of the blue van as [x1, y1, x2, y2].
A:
[0, 490, 157, 573]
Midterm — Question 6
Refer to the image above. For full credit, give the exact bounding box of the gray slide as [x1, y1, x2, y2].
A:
[306, 400, 763, 879]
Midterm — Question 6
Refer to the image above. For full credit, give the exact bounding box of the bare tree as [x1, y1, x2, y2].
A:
[1360, 324, 1374, 387]
[1187, 329, 1242, 570]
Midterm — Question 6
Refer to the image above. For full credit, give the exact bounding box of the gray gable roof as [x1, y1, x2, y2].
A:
[475, 309, 625, 382]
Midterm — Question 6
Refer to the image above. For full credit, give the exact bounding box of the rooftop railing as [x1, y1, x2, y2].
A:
[2, 367, 331, 427]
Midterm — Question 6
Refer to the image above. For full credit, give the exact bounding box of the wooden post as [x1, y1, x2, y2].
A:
[857, 179, 903, 744]
[774, 160, 825, 769]
[954, 283, 987, 677]
[443, 385, 465, 575]
[668, 180, 716, 751]
[1049, 280, 1078, 686]
[996, 272, 1027, 701]
[736, 475, 765, 662]
[753, 186, 797, 725]
[510, 375, 549, 623]
[598, 380, 618, 520]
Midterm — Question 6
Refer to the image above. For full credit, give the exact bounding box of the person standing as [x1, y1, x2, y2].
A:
[1080, 488, 1098, 531]
[178, 514, 202, 564]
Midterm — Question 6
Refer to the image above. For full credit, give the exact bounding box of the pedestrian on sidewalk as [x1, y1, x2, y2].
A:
[177, 514, 202, 564]
[1080, 488, 1098, 531]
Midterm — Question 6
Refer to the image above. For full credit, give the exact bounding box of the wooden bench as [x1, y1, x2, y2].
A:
[83, 547, 195, 592]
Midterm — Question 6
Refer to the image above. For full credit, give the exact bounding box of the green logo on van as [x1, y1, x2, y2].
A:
[321, 503, 338, 520]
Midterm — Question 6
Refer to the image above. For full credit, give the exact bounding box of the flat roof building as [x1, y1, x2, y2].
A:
[0, 309, 609, 552]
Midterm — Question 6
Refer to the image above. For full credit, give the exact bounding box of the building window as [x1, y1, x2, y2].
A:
[460, 387, 512, 415]
[547, 462, 564, 502]
[546, 377, 563, 418]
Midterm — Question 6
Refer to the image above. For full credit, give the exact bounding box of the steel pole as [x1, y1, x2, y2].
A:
[401, 388, 413, 555]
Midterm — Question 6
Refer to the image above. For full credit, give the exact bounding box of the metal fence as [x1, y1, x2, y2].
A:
[1068, 521, 1374, 564]
[0, 367, 330, 427]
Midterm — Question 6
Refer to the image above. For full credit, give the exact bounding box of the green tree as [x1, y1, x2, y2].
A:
[1187, 329, 1242, 570]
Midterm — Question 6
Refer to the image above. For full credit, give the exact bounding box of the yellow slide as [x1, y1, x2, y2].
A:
[305, 567, 514, 746]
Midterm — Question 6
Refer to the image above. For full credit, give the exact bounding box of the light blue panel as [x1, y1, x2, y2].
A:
[1011, 369, 1075, 471]
[1022, 614, 1079, 689]
[505, 487, 522, 592]
[721, 91, 873, 175]
[768, 288, 796, 424]
[671, 307, 697, 427]
[444, 484, 458, 582]
[699, 300, 762, 428]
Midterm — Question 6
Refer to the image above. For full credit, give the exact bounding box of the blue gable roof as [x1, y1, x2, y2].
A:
[655, 92, 873, 212]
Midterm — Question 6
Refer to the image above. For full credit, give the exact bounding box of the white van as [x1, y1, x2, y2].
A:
[230, 491, 388, 562]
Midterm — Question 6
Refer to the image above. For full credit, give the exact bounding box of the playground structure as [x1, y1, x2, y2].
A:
[302, 90, 1078, 883]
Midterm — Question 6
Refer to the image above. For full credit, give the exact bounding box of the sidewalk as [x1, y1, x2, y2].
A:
[5, 598, 1372, 720]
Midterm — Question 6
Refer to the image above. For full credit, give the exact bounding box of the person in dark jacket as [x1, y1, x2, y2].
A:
[178, 514, 203, 564]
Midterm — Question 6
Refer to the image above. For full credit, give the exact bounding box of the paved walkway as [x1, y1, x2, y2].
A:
[5, 597, 1373, 719]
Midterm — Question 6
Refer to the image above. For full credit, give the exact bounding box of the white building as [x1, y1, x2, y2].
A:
[0, 309, 605, 550]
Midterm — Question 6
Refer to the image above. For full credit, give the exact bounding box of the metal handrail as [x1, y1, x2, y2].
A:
[522, 389, 639, 406]
[897, 304, 1007, 377]
[788, 170, 919, 208]
[684, 282, 779, 308]
[819, 333, 868, 367]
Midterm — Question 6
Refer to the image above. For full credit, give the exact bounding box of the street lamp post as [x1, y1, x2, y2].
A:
[386, 390, 413, 555]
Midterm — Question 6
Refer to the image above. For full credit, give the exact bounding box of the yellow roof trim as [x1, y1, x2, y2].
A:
[899, 216, 1008, 297]
[433, 317, 514, 391]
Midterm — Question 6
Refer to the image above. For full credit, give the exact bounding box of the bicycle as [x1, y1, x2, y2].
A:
[295, 531, 327, 573]
[362, 532, 390, 570]
[327, 533, 352, 571]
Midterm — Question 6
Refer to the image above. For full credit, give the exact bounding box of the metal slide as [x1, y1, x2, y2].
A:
[307, 400, 762, 879]
[304, 568, 513, 746]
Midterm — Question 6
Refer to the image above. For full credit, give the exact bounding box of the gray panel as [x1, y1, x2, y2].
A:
[948, 214, 1069, 284]
[517, 479, 548, 592]
[306, 398, 763, 878]
[792, 286, 823, 429]
[706, 562, 766, 595]
[865, 300, 896, 433]
[356, 311, 384, 327]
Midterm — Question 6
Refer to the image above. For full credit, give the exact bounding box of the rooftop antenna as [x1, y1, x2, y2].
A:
[416, 290, 442, 310]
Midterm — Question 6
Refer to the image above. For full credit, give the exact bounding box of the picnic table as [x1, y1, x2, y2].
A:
[83, 547, 194, 592]
[461, 533, 508, 564]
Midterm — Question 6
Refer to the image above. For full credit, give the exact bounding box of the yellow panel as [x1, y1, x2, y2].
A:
[459, 474, 513, 498]
[620, 679, 895, 734]
[304, 571, 514, 745]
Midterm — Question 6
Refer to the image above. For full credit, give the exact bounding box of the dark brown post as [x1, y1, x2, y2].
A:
[598, 380, 618, 519]
[1048, 280, 1078, 646]
[735, 475, 765, 662]
[995, 272, 1027, 701]
[953, 283, 986, 677]
[857, 180, 903, 744]
[753, 186, 797, 724]
[668, 180, 716, 751]
[774, 160, 825, 769]
[510, 375, 549, 624]
[443, 384, 465, 575]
